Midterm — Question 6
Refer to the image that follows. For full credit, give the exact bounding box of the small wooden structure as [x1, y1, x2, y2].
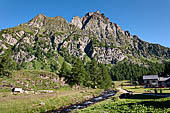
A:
[158, 77, 170, 88]
[12, 88, 23, 93]
[143, 75, 159, 88]
[143, 75, 170, 88]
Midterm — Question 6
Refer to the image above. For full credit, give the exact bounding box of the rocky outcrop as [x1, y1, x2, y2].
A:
[2, 34, 17, 46]
[93, 47, 126, 64]
[28, 14, 46, 28]
[71, 16, 82, 29]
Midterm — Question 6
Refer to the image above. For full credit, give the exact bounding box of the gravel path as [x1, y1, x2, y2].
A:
[117, 88, 128, 93]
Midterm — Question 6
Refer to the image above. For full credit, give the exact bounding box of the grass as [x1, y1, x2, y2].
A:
[0, 70, 61, 92]
[0, 89, 103, 113]
[5, 26, 33, 34]
[114, 80, 170, 94]
[123, 86, 170, 94]
[56, 52, 72, 71]
[123, 86, 147, 93]
[79, 81, 170, 112]
[76, 95, 170, 113]
[113, 80, 129, 88]
[54, 31, 65, 36]
[0, 70, 104, 113]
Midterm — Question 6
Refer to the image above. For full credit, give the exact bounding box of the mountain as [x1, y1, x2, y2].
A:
[0, 11, 170, 70]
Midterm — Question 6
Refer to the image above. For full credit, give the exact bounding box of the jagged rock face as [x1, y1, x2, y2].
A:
[2, 34, 17, 46]
[28, 14, 46, 28]
[93, 47, 126, 64]
[70, 11, 128, 62]
[0, 11, 170, 65]
[71, 16, 82, 29]
[71, 11, 128, 46]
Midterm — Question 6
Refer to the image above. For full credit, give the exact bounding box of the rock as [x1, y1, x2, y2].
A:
[54, 86, 60, 89]
[38, 90, 53, 93]
[71, 16, 82, 29]
[125, 31, 131, 37]
[28, 14, 46, 27]
[84, 96, 91, 99]
[96, 10, 100, 14]
[2, 34, 17, 45]
[24, 90, 35, 94]
[40, 102, 45, 106]
[2, 84, 13, 88]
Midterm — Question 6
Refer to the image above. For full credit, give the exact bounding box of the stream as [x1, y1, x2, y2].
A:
[45, 90, 115, 113]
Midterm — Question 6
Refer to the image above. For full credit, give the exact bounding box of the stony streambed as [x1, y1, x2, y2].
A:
[45, 90, 115, 113]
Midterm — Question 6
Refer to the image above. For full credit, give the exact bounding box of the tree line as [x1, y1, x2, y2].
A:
[0, 50, 170, 88]
[0, 50, 16, 77]
[60, 58, 112, 89]
[110, 62, 165, 82]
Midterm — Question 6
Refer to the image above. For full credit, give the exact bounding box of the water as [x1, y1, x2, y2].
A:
[45, 90, 115, 113]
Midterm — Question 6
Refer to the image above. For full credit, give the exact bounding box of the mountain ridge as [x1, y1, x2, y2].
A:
[0, 11, 170, 69]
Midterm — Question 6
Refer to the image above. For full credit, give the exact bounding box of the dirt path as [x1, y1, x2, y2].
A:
[117, 87, 128, 93]
[0, 90, 82, 102]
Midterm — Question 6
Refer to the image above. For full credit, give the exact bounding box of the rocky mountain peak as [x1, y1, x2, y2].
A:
[71, 11, 111, 31]
[1, 11, 170, 66]
[30, 14, 46, 22]
[96, 10, 100, 14]
[26, 14, 69, 30]
[27, 14, 46, 27]
[82, 11, 110, 24]
[70, 16, 82, 29]
[36, 14, 46, 19]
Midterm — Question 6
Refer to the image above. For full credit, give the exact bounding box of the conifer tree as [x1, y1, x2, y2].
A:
[164, 62, 170, 76]
[88, 58, 100, 88]
[60, 61, 70, 79]
[98, 64, 112, 89]
[50, 60, 59, 73]
[69, 58, 86, 86]
[0, 50, 16, 77]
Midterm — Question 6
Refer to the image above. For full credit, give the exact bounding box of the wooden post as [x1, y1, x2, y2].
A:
[160, 89, 162, 94]
[154, 88, 157, 94]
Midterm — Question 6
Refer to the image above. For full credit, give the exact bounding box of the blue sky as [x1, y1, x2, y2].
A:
[1, 0, 170, 47]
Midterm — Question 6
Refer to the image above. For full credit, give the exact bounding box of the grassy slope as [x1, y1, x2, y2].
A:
[0, 70, 61, 92]
[0, 89, 103, 113]
[0, 70, 103, 112]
